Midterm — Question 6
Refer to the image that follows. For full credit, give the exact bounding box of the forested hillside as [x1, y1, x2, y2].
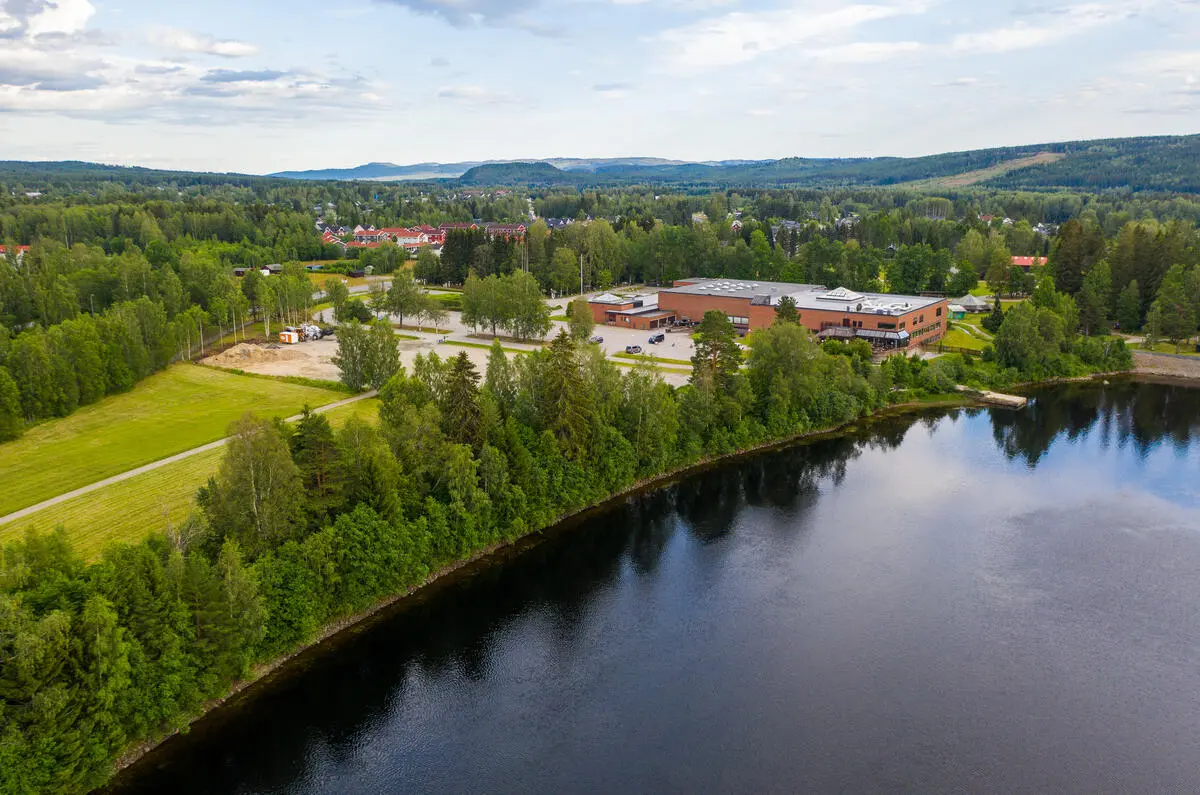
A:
[7, 134, 1200, 193]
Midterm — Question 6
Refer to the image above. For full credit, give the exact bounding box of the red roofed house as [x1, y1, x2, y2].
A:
[1011, 256, 1048, 271]
[0, 245, 30, 263]
[485, 223, 527, 242]
[353, 226, 389, 244]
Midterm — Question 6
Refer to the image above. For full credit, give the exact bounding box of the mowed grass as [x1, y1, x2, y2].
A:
[0, 364, 346, 517]
[941, 327, 987, 352]
[2, 398, 381, 560]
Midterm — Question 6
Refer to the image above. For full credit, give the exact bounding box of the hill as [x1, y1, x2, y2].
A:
[6, 134, 1200, 194]
[457, 161, 567, 185]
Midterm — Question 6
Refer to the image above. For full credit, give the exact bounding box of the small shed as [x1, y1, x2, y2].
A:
[948, 304, 967, 320]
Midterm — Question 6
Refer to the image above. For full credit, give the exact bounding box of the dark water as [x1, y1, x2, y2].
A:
[109, 380, 1200, 794]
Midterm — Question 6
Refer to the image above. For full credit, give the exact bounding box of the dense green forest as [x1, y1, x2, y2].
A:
[4, 165, 1200, 443]
[0, 255, 1135, 792]
[0, 159, 1182, 792]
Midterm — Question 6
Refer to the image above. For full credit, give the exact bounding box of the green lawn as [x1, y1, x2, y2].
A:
[0, 364, 345, 517]
[941, 327, 987, 352]
[1, 398, 380, 560]
[1140, 341, 1200, 356]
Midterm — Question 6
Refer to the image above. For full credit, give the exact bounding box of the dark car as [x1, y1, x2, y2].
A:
[625, 345, 643, 354]
[649, 333, 666, 344]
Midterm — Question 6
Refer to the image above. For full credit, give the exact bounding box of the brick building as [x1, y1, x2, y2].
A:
[659, 278, 948, 349]
[588, 278, 948, 350]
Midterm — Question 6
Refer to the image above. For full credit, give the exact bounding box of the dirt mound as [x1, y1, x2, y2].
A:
[205, 343, 304, 367]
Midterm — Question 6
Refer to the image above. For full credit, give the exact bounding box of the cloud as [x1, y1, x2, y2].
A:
[435, 83, 517, 104]
[0, 0, 94, 38]
[157, 28, 258, 58]
[657, 2, 932, 72]
[951, 1, 1148, 54]
[377, 0, 537, 27]
[593, 81, 632, 98]
[201, 69, 288, 83]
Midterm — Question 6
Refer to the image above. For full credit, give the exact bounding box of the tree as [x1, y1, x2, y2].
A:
[200, 414, 305, 557]
[0, 366, 22, 440]
[332, 320, 370, 390]
[484, 338, 515, 409]
[550, 247, 578, 296]
[462, 274, 509, 336]
[1077, 261, 1112, 336]
[504, 270, 551, 341]
[567, 297, 595, 340]
[441, 352, 484, 449]
[1050, 218, 1104, 295]
[413, 247, 440, 283]
[691, 310, 741, 393]
[290, 407, 344, 528]
[322, 278, 349, 322]
[540, 330, 592, 458]
[416, 294, 448, 333]
[981, 294, 1005, 334]
[774, 295, 799, 324]
[1150, 264, 1197, 352]
[948, 260, 978, 297]
[387, 269, 424, 328]
[367, 317, 401, 389]
[1115, 279, 1141, 332]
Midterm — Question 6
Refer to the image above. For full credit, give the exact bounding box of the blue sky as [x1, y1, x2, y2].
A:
[1, 0, 1198, 173]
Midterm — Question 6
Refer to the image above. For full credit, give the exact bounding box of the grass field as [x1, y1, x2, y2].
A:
[1140, 341, 1200, 356]
[0, 398, 381, 560]
[941, 327, 988, 352]
[0, 364, 346, 518]
[901, 152, 1066, 190]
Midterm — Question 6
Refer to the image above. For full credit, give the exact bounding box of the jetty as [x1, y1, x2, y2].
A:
[955, 385, 1028, 409]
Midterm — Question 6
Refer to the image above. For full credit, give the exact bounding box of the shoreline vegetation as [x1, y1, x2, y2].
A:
[0, 292, 1135, 794]
[0, 262, 1138, 794]
[108, 389, 981, 779]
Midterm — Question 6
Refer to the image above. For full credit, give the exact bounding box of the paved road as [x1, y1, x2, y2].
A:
[0, 391, 377, 528]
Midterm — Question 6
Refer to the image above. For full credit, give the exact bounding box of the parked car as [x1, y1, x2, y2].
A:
[588, 335, 604, 344]
[649, 333, 665, 344]
[625, 345, 643, 354]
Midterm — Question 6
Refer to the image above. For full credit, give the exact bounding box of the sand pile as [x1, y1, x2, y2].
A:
[206, 343, 304, 367]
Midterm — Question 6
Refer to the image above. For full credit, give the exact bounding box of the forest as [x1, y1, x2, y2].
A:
[1, 158, 1189, 792]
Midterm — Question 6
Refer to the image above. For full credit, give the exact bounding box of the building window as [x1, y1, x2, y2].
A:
[936, 307, 943, 317]
[899, 322, 906, 329]
[878, 322, 896, 330]
[727, 315, 749, 326]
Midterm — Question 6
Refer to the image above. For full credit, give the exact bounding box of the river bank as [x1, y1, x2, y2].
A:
[1133, 349, 1200, 380]
[103, 391, 981, 784]
[106, 379, 1200, 795]
[104, 371, 1141, 787]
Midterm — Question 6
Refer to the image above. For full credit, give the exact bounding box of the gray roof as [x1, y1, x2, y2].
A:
[665, 278, 944, 318]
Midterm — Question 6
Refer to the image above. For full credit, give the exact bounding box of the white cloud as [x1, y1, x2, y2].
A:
[24, 0, 93, 36]
[658, 2, 931, 72]
[156, 28, 258, 58]
[952, 1, 1150, 54]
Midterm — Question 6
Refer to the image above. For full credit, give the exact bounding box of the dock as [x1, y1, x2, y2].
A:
[955, 385, 1028, 409]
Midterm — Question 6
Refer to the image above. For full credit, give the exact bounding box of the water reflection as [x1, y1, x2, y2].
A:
[106, 381, 1200, 795]
[991, 379, 1200, 465]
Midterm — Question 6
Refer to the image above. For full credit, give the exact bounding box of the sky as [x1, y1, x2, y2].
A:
[1, 0, 1199, 174]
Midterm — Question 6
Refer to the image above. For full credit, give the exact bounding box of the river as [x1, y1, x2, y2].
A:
[107, 380, 1200, 794]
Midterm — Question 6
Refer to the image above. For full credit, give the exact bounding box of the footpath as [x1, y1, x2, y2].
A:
[0, 391, 377, 528]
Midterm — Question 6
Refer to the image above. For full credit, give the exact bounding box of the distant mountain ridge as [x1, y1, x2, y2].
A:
[267, 135, 1200, 193]
[6, 134, 1200, 194]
